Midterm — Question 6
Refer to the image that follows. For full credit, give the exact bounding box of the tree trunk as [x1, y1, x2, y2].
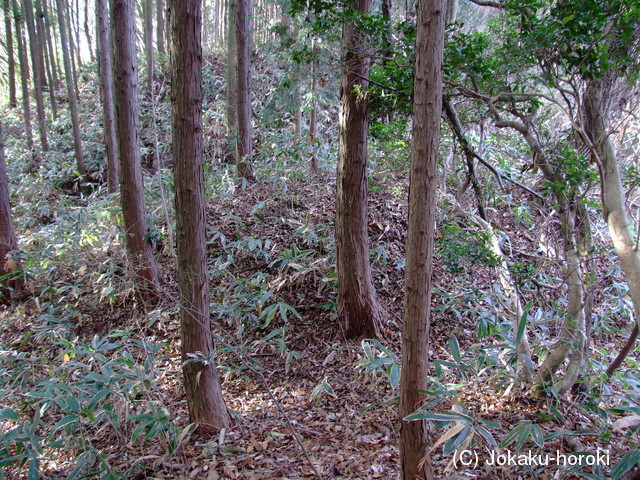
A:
[235, 0, 255, 180]
[533, 204, 585, 395]
[309, 39, 318, 173]
[0, 123, 25, 301]
[584, 78, 640, 377]
[399, 0, 444, 478]
[96, 0, 118, 193]
[43, 0, 59, 92]
[335, 0, 384, 339]
[4, 0, 17, 108]
[13, 0, 34, 150]
[144, 0, 154, 92]
[24, 0, 49, 151]
[84, 0, 94, 62]
[171, 0, 231, 431]
[445, 0, 457, 23]
[226, 0, 237, 163]
[72, 0, 81, 66]
[111, 0, 160, 302]
[156, 0, 165, 53]
[381, 0, 392, 62]
[64, 0, 79, 93]
[460, 208, 533, 384]
[55, 0, 86, 176]
[36, 0, 57, 119]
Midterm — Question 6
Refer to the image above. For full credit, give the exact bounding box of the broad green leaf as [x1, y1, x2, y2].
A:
[0, 407, 20, 421]
[28, 458, 39, 480]
[388, 364, 400, 389]
[50, 415, 78, 435]
[449, 336, 461, 364]
[612, 450, 640, 480]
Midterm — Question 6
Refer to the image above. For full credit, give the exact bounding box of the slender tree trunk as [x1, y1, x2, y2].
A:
[171, 0, 231, 431]
[43, 0, 59, 92]
[24, 0, 49, 151]
[235, 0, 255, 180]
[35, 0, 57, 119]
[13, 2, 33, 150]
[144, 0, 154, 92]
[399, 0, 444, 478]
[156, 0, 164, 53]
[55, 0, 86, 175]
[445, 0, 457, 23]
[96, 0, 118, 192]
[202, 0, 209, 49]
[111, 0, 159, 302]
[84, 0, 94, 62]
[226, 0, 237, 163]
[28, 0, 47, 89]
[64, 0, 79, 93]
[4, 0, 17, 108]
[381, 0, 392, 62]
[335, 0, 384, 339]
[457, 207, 533, 383]
[72, 0, 81, 65]
[533, 202, 585, 395]
[0, 123, 25, 301]
[584, 78, 640, 378]
[309, 39, 318, 173]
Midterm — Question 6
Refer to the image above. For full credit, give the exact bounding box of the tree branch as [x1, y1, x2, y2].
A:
[467, 0, 506, 8]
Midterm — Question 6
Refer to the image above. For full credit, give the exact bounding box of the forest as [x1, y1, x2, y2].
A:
[0, 0, 639, 478]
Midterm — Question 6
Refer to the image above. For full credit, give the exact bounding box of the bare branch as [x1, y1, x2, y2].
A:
[467, 0, 506, 9]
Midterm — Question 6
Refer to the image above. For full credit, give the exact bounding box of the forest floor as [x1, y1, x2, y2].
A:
[1, 55, 639, 479]
[2, 172, 632, 480]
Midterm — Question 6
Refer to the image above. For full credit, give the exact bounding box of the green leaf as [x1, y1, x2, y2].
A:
[367, 357, 394, 368]
[516, 304, 531, 343]
[50, 415, 78, 435]
[388, 364, 400, 389]
[449, 336, 461, 364]
[88, 388, 111, 409]
[28, 458, 39, 480]
[475, 425, 497, 447]
[611, 450, 640, 480]
[404, 410, 472, 424]
[0, 407, 20, 421]
[443, 426, 472, 455]
[65, 396, 80, 414]
[530, 422, 544, 447]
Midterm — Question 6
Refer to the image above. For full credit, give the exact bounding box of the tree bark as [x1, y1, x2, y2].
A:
[42, 0, 59, 92]
[64, 0, 79, 94]
[584, 78, 640, 378]
[445, 0, 457, 23]
[0, 123, 25, 301]
[111, 0, 160, 302]
[156, 0, 165, 53]
[96, 0, 118, 192]
[24, 0, 49, 151]
[84, 0, 94, 62]
[56, 0, 86, 176]
[309, 38, 318, 173]
[399, 0, 444, 478]
[235, 0, 255, 180]
[336, 0, 385, 339]
[144, 0, 154, 92]
[36, 0, 57, 119]
[13, 0, 34, 150]
[171, 0, 231, 431]
[4, 0, 17, 108]
[226, 0, 237, 163]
